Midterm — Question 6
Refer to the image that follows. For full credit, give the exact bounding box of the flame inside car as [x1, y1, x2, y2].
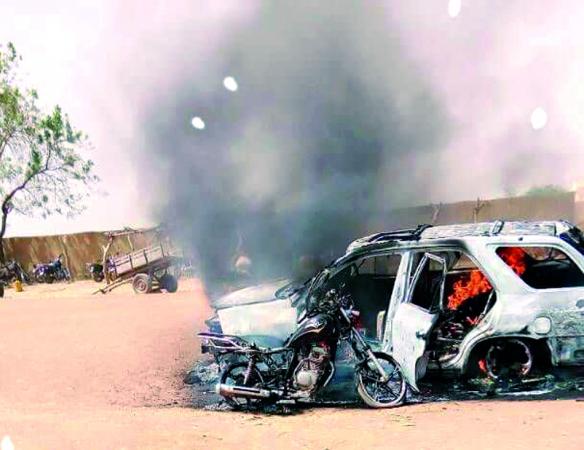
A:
[447, 270, 492, 311]
[497, 246, 527, 276]
[447, 247, 527, 312]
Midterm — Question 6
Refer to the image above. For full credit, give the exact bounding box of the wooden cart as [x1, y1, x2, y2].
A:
[96, 243, 180, 294]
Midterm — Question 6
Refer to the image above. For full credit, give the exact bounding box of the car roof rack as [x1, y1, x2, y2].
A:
[489, 220, 505, 236]
[367, 224, 433, 244]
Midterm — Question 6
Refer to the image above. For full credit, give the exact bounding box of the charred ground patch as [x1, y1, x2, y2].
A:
[185, 357, 584, 413]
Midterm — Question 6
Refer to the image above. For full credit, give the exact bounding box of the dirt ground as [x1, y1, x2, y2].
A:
[0, 280, 581, 450]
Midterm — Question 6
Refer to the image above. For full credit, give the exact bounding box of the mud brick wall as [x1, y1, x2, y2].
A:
[4, 231, 156, 279]
[3, 193, 580, 279]
[369, 193, 576, 234]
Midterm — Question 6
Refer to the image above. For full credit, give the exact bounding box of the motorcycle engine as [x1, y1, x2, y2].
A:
[293, 344, 329, 392]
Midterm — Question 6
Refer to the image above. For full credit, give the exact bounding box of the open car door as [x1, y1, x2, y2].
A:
[391, 253, 447, 392]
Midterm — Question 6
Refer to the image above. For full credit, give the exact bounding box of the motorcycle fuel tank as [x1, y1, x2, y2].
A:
[286, 313, 336, 347]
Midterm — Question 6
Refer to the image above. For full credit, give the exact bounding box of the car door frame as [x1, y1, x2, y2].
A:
[386, 251, 447, 391]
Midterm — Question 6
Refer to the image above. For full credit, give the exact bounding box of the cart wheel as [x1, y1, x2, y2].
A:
[132, 274, 152, 294]
[159, 274, 178, 293]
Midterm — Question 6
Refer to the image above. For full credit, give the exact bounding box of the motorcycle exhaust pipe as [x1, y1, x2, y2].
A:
[216, 383, 279, 400]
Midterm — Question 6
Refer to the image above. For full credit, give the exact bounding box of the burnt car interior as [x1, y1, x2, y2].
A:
[409, 251, 498, 365]
[319, 244, 584, 366]
[408, 245, 584, 369]
[323, 254, 402, 338]
[495, 246, 584, 289]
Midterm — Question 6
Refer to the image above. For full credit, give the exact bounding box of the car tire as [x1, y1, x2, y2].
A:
[468, 338, 538, 380]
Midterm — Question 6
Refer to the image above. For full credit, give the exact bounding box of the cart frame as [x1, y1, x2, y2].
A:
[94, 227, 181, 295]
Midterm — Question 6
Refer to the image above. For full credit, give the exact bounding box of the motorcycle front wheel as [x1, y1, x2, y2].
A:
[21, 272, 32, 285]
[356, 352, 407, 408]
[219, 362, 269, 410]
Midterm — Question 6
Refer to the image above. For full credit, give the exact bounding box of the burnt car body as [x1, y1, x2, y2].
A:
[204, 221, 584, 391]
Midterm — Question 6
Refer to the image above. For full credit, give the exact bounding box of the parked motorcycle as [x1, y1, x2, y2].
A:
[86, 256, 116, 283]
[86, 262, 104, 282]
[199, 288, 407, 409]
[0, 260, 31, 285]
[33, 255, 71, 283]
[86, 262, 105, 282]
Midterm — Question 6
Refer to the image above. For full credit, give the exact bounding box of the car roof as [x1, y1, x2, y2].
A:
[345, 220, 574, 255]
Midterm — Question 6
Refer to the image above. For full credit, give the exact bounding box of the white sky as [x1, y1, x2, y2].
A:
[3, 1, 584, 235]
[0, 0, 249, 236]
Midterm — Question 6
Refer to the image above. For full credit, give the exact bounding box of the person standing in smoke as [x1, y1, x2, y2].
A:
[228, 230, 253, 290]
[233, 253, 252, 278]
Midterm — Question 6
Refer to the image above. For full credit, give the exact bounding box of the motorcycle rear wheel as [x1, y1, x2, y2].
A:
[92, 272, 104, 282]
[220, 362, 269, 410]
[356, 352, 407, 408]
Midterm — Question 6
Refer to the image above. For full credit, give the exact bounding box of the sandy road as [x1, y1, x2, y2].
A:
[0, 280, 582, 449]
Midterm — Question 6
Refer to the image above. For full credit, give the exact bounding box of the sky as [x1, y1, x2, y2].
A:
[0, 0, 253, 236]
[2, 0, 584, 236]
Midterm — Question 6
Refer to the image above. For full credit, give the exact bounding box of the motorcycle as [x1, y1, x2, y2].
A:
[86, 256, 116, 283]
[33, 255, 71, 283]
[198, 288, 407, 409]
[87, 260, 111, 282]
[86, 262, 104, 282]
[0, 260, 31, 285]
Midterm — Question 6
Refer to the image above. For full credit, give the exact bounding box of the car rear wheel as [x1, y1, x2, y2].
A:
[467, 339, 536, 380]
[483, 339, 533, 379]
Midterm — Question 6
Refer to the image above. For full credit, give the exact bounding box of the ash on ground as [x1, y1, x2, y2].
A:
[183, 358, 222, 408]
[184, 358, 583, 411]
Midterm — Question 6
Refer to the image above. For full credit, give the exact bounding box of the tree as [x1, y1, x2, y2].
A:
[0, 42, 98, 262]
[524, 184, 569, 197]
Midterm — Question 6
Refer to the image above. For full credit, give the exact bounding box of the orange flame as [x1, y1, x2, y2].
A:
[446, 247, 528, 312]
[447, 270, 492, 310]
[497, 247, 527, 276]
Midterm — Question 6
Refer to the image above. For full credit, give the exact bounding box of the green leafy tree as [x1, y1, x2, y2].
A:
[0, 42, 98, 262]
[524, 184, 569, 197]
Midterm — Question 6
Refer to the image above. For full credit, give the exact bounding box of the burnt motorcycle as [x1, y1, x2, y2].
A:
[33, 254, 70, 283]
[198, 289, 407, 409]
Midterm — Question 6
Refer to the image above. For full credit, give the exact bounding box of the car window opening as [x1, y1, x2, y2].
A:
[322, 254, 402, 340]
[495, 246, 584, 289]
[410, 256, 444, 311]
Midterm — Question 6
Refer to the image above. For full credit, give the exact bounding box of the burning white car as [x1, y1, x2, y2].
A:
[203, 221, 584, 391]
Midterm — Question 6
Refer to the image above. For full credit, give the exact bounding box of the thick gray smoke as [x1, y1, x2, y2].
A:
[142, 1, 448, 287]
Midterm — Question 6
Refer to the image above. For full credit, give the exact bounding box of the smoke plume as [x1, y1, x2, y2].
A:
[141, 1, 448, 286]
